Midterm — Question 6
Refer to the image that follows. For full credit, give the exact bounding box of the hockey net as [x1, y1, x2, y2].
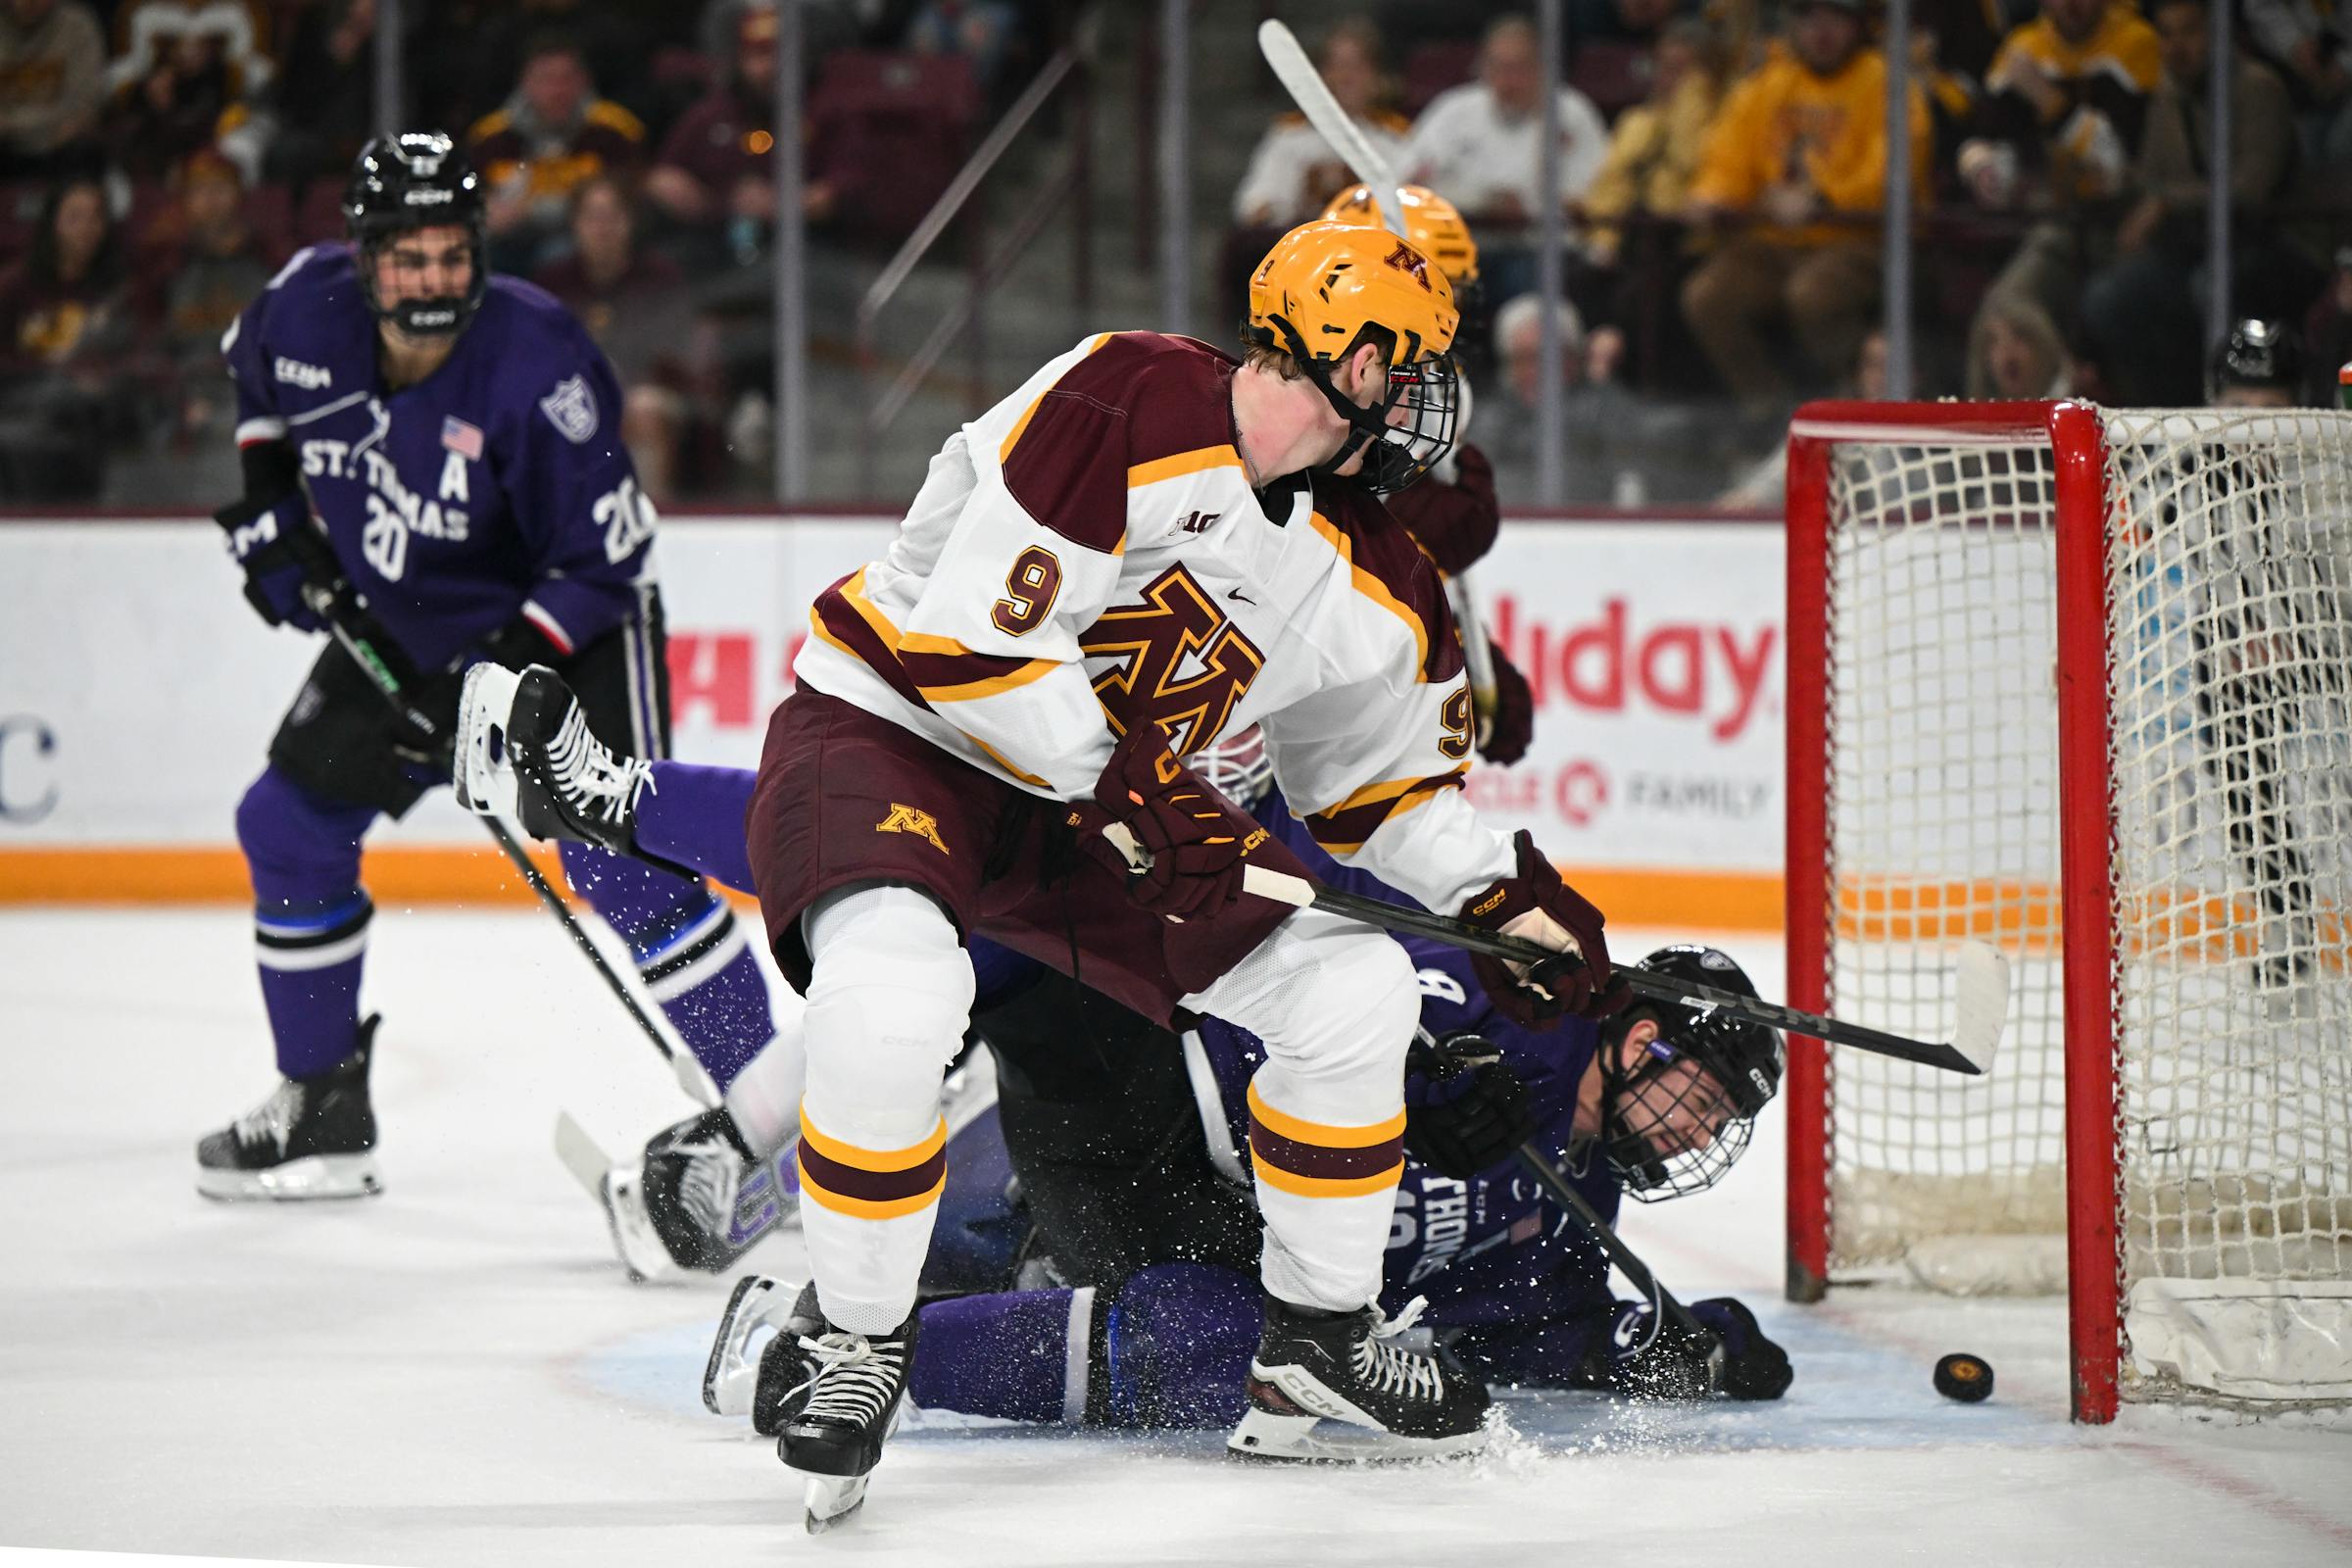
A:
[1784, 401, 2352, 1421]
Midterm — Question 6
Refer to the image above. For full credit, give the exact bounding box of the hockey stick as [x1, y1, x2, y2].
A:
[1257, 17, 1500, 738]
[1240, 859, 2005, 1076]
[300, 582, 716, 1108]
[1514, 1143, 1718, 1358]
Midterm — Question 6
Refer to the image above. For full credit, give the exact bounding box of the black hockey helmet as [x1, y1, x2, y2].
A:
[344, 131, 488, 337]
[2207, 318, 2303, 403]
[1594, 945, 1784, 1202]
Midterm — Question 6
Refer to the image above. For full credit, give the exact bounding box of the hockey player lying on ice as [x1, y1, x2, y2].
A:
[454, 695, 1795, 1437]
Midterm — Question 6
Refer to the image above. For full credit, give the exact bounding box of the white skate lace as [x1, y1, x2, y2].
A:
[675, 1137, 745, 1238]
[541, 703, 656, 826]
[788, 1331, 907, 1427]
[1352, 1298, 1447, 1403]
[232, 1081, 302, 1154]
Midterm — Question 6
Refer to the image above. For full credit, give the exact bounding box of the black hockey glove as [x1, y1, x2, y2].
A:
[1403, 1032, 1537, 1179]
[1592, 1297, 1790, 1401]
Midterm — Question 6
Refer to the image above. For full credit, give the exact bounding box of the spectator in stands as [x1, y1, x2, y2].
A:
[1967, 294, 2072, 398]
[906, 0, 1028, 103]
[1400, 14, 1609, 305]
[2245, 0, 2351, 165]
[413, 0, 663, 145]
[533, 175, 701, 501]
[1578, 21, 1720, 271]
[2079, 0, 2297, 405]
[648, 3, 836, 272]
[0, 0, 106, 181]
[1955, 0, 2161, 334]
[1234, 19, 1407, 229]
[469, 31, 646, 275]
[103, 0, 275, 180]
[0, 176, 131, 497]
[260, 0, 376, 189]
[1485, 291, 1640, 502]
[138, 148, 274, 447]
[1680, 0, 1929, 416]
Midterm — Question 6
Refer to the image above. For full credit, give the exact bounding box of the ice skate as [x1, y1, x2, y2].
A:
[557, 1107, 794, 1282]
[195, 1015, 383, 1201]
[453, 661, 652, 855]
[1227, 1296, 1490, 1463]
[776, 1310, 919, 1533]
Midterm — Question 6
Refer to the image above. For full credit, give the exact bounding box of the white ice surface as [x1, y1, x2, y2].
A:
[5, 910, 2351, 1567]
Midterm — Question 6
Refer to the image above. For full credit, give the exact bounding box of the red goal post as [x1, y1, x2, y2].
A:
[1783, 399, 2352, 1425]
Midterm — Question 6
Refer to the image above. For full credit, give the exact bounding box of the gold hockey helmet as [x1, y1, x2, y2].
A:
[1244, 220, 1460, 493]
[1319, 183, 1481, 294]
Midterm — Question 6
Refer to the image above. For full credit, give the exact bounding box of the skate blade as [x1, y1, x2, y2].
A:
[195, 1153, 381, 1202]
[452, 662, 522, 815]
[1226, 1405, 1488, 1465]
[804, 1475, 869, 1534]
[554, 1113, 673, 1283]
[704, 1273, 792, 1416]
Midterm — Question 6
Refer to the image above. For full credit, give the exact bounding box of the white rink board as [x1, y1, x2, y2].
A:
[0, 516, 1783, 873]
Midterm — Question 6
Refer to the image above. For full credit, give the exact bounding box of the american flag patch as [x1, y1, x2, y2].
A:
[441, 416, 483, 460]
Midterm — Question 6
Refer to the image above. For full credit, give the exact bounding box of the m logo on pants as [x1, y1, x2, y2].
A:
[875, 804, 949, 855]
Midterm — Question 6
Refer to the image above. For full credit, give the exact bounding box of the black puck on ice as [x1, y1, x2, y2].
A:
[1934, 1352, 1994, 1402]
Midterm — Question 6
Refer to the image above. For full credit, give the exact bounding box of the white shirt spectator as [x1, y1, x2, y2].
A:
[1231, 110, 1411, 226]
[1401, 81, 1609, 220]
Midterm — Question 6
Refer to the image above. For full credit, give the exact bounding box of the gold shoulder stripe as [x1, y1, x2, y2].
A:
[1128, 444, 1247, 489]
[1307, 511, 1430, 674]
[587, 99, 646, 138]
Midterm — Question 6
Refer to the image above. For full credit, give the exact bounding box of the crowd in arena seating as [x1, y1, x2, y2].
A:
[0, 0, 2344, 505]
[1228, 4, 2350, 503]
[0, 0, 1041, 500]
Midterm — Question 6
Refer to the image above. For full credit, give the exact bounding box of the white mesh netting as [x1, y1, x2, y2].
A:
[1813, 408, 2352, 1408]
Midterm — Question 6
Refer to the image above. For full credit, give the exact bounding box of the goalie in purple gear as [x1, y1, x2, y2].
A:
[454, 669, 1792, 1426]
[196, 132, 780, 1201]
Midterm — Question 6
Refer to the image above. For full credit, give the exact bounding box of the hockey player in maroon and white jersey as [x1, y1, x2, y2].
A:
[741, 220, 1631, 1523]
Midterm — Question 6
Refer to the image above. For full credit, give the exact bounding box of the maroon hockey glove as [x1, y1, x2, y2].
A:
[1459, 831, 1630, 1027]
[1087, 723, 1269, 919]
[1388, 440, 1499, 576]
[1478, 641, 1534, 766]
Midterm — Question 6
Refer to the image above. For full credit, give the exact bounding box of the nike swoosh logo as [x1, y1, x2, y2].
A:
[1228, 589, 1255, 605]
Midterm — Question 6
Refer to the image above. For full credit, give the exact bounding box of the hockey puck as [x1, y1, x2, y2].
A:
[1934, 1352, 1994, 1402]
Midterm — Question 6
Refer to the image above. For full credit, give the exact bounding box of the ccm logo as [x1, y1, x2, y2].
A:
[404, 188, 454, 205]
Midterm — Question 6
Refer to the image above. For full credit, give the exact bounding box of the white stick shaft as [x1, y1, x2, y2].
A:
[1256, 20, 1406, 235]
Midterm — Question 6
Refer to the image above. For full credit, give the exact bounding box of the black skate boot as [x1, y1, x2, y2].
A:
[1227, 1295, 1490, 1462]
[777, 1308, 921, 1533]
[603, 1107, 777, 1282]
[698, 1275, 827, 1435]
[453, 662, 652, 855]
[195, 1015, 383, 1201]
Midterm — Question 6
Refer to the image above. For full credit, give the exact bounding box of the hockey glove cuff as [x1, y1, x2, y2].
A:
[1086, 722, 1269, 920]
[1459, 831, 1630, 1028]
[1689, 1297, 1792, 1400]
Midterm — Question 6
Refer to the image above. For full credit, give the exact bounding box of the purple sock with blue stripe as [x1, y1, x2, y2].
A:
[559, 841, 775, 1088]
[912, 1288, 1098, 1425]
[236, 766, 378, 1078]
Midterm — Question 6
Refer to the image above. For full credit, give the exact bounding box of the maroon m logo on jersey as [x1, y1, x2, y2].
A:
[1082, 565, 1265, 756]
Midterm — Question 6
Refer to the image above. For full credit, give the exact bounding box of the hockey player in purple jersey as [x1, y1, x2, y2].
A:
[453, 671, 1792, 1428]
[195, 132, 780, 1201]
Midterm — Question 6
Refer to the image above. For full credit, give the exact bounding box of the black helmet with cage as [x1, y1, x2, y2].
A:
[1593, 945, 1784, 1202]
[343, 131, 489, 338]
